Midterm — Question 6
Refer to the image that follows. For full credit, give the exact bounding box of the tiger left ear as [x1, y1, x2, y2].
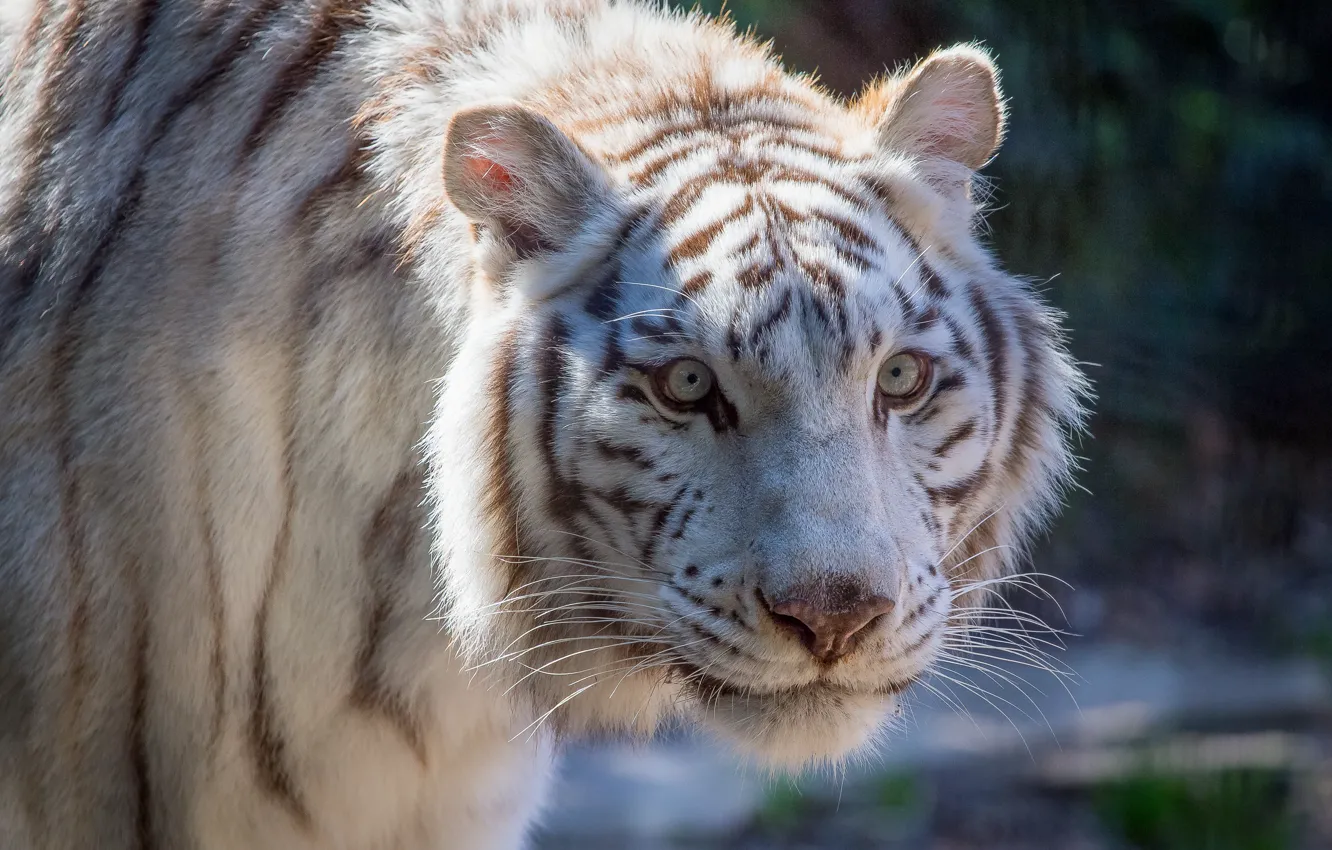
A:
[859, 45, 1006, 180]
[443, 101, 613, 259]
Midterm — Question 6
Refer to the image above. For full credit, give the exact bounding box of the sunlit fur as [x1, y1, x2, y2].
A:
[0, 1, 1087, 848]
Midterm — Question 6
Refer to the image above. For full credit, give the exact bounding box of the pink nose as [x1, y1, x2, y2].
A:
[766, 592, 897, 662]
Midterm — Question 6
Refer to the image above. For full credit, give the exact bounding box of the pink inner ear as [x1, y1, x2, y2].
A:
[462, 151, 516, 195]
[915, 94, 980, 158]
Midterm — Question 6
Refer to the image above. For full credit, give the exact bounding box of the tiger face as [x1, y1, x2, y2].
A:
[428, 46, 1085, 767]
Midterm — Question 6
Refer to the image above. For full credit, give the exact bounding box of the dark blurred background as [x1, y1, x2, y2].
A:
[538, 2, 1332, 848]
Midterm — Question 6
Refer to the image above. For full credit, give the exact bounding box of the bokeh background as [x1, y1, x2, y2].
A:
[539, 1, 1332, 848]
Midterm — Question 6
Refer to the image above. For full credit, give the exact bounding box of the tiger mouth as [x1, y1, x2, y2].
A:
[668, 661, 915, 702]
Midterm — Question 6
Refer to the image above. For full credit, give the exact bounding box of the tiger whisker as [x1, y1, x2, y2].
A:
[934, 653, 1061, 738]
[471, 585, 666, 612]
[931, 502, 1009, 572]
[945, 622, 1069, 652]
[602, 307, 686, 325]
[939, 544, 1016, 586]
[468, 616, 672, 671]
[925, 668, 1039, 755]
[538, 529, 671, 575]
[501, 637, 680, 695]
[622, 279, 704, 312]
[940, 644, 1082, 709]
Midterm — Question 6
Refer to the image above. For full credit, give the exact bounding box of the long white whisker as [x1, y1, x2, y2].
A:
[926, 669, 1035, 757]
[602, 308, 685, 324]
[623, 279, 703, 311]
[469, 615, 673, 671]
[940, 641, 1077, 682]
[934, 655, 1060, 744]
[934, 502, 1009, 571]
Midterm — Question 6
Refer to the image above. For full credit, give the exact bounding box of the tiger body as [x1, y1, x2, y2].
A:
[0, 1, 1087, 848]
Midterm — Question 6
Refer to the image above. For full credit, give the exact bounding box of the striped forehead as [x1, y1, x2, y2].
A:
[586, 94, 942, 380]
[604, 187, 935, 386]
[656, 178, 892, 292]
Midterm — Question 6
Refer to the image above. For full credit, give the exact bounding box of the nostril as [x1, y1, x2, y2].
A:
[762, 589, 896, 662]
[769, 610, 817, 647]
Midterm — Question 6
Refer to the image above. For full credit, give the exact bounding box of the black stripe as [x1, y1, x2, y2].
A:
[748, 287, 792, 349]
[917, 262, 949, 302]
[927, 459, 992, 507]
[628, 315, 678, 341]
[129, 592, 155, 850]
[238, 0, 370, 162]
[249, 572, 308, 826]
[942, 314, 979, 367]
[934, 418, 978, 458]
[101, 0, 163, 128]
[293, 143, 367, 224]
[582, 260, 622, 321]
[670, 507, 696, 540]
[968, 283, 1009, 431]
[704, 388, 740, 433]
[539, 317, 592, 530]
[589, 485, 659, 517]
[186, 393, 228, 757]
[247, 212, 326, 827]
[351, 468, 427, 764]
[934, 372, 966, 395]
[249, 461, 310, 826]
[538, 316, 570, 485]
[593, 440, 654, 469]
[616, 383, 652, 406]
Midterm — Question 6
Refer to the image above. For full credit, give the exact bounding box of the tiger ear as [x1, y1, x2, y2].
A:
[443, 102, 613, 258]
[861, 45, 1005, 180]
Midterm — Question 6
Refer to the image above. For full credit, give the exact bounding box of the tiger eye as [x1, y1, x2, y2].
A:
[658, 358, 714, 404]
[876, 352, 931, 401]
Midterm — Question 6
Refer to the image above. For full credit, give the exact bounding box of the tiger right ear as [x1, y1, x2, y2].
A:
[859, 46, 1006, 185]
[443, 102, 613, 259]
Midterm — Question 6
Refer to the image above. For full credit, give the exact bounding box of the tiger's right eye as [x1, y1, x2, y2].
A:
[876, 351, 932, 404]
[656, 358, 714, 405]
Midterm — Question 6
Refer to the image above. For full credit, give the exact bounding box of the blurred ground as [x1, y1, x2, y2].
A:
[535, 0, 1332, 847]
[536, 646, 1331, 848]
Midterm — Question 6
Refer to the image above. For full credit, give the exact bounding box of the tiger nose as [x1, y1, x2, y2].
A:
[764, 589, 897, 662]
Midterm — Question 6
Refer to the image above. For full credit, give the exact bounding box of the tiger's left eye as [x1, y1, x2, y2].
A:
[876, 352, 931, 402]
[657, 358, 714, 405]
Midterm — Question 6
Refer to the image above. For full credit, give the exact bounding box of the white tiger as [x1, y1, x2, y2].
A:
[0, 0, 1088, 848]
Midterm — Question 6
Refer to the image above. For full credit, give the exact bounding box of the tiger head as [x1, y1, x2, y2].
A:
[425, 44, 1087, 768]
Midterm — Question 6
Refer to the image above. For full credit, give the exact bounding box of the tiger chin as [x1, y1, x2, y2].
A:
[0, 0, 1087, 847]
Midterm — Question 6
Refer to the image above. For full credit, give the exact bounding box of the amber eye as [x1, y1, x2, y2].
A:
[876, 352, 931, 403]
[656, 358, 714, 405]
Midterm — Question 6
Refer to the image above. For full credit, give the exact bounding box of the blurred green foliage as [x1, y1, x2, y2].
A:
[755, 779, 811, 832]
[1094, 768, 1295, 850]
[872, 771, 922, 816]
